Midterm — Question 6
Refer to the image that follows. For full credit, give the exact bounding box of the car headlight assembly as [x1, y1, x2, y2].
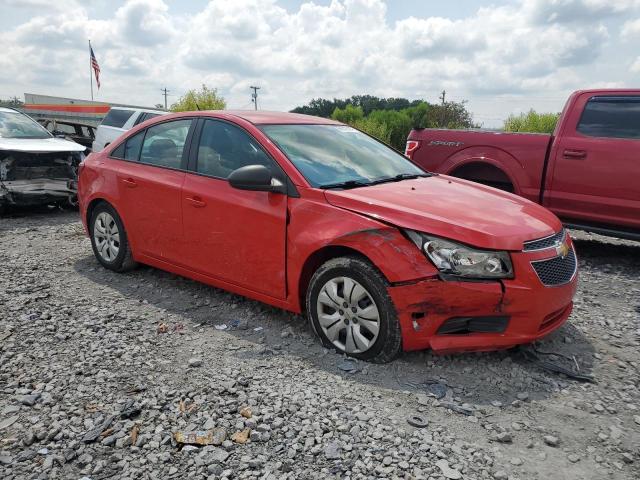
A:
[405, 230, 513, 279]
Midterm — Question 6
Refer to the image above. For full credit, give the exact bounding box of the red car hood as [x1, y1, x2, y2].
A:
[324, 175, 562, 251]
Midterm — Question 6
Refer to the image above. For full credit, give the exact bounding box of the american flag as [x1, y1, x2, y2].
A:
[90, 45, 101, 89]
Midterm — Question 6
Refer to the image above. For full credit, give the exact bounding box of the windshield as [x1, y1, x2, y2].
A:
[260, 124, 426, 188]
[0, 111, 52, 139]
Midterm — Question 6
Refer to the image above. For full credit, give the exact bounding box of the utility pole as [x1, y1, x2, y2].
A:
[161, 88, 170, 110]
[250, 86, 260, 110]
[439, 90, 446, 105]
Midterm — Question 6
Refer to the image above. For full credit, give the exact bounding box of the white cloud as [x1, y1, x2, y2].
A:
[621, 18, 640, 37]
[1, 0, 639, 126]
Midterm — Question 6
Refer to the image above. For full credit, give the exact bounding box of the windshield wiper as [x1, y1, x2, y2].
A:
[318, 179, 371, 190]
[370, 173, 430, 185]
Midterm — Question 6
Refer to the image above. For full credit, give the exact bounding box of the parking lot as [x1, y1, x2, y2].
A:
[1, 208, 639, 480]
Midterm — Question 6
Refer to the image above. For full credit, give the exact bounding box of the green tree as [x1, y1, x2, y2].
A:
[353, 117, 391, 144]
[331, 104, 364, 124]
[368, 109, 412, 150]
[170, 85, 226, 112]
[331, 105, 392, 143]
[0, 96, 23, 108]
[503, 110, 560, 134]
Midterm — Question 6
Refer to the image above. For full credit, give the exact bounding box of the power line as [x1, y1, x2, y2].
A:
[250, 86, 261, 110]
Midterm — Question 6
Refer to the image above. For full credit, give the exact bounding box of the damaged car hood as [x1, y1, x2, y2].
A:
[324, 175, 562, 251]
[0, 137, 86, 153]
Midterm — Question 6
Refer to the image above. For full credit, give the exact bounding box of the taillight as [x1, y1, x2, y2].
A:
[405, 140, 421, 158]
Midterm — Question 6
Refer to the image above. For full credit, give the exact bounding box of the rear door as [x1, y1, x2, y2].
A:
[181, 118, 288, 299]
[545, 94, 640, 229]
[113, 119, 194, 262]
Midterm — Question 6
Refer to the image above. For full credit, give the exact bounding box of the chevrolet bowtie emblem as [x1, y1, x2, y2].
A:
[556, 242, 570, 259]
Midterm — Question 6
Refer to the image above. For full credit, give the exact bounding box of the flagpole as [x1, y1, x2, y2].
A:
[89, 40, 94, 101]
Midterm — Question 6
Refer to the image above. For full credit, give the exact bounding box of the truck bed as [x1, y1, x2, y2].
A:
[407, 128, 553, 204]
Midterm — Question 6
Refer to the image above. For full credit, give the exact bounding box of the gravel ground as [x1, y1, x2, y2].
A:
[1, 208, 639, 480]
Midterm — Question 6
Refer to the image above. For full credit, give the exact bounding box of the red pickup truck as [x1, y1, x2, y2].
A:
[405, 89, 640, 240]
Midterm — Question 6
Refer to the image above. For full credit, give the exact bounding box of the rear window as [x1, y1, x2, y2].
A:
[577, 96, 640, 140]
[101, 109, 134, 128]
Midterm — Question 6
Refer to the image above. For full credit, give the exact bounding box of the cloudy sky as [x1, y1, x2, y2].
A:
[1, 0, 638, 127]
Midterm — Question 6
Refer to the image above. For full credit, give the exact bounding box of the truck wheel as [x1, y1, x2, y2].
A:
[306, 256, 402, 363]
[89, 203, 137, 272]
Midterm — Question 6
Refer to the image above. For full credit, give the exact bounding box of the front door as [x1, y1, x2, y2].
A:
[181, 119, 287, 299]
[545, 94, 640, 230]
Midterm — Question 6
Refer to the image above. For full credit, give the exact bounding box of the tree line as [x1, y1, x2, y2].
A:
[292, 95, 559, 150]
[293, 96, 479, 150]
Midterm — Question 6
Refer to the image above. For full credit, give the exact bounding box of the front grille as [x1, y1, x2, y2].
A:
[523, 229, 565, 251]
[531, 248, 577, 286]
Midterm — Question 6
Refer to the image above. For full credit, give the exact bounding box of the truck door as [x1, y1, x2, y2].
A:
[545, 94, 640, 230]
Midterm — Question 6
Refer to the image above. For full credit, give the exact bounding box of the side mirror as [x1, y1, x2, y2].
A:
[228, 165, 286, 194]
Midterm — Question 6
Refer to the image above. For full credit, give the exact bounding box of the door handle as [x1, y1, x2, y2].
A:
[186, 196, 206, 208]
[121, 178, 137, 188]
[562, 149, 587, 160]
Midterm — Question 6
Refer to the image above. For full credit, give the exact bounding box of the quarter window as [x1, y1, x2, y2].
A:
[196, 120, 275, 178]
[140, 120, 192, 169]
[110, 131, 145, 161]
[577, 96, 640, 140]
[124, 131, 144, 161]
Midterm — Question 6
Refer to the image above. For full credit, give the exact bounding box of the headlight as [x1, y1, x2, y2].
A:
[405, 230, 513, 279]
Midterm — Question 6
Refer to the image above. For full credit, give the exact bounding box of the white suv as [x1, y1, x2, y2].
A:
[92, 107, 167, 152]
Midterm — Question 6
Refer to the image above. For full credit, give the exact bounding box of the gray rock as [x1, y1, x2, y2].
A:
[436, 459, 462, 480]
[188, 357, 203, 368]
[324, 442, 341, 460]
[19, 394, 40, 406]
[202, 446, 230, 463]
[494, 432, 512, 443]
[543, 435, 559, 447]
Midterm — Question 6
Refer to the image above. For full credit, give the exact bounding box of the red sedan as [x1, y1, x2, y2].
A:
[78, 111, 578, 362]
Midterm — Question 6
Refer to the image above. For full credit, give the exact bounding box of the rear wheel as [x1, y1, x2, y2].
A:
[89, 203, 136, 272]
[306, 256, 402, 363]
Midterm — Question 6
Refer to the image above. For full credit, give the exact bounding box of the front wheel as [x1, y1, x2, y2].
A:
[306, 256, 402, 363]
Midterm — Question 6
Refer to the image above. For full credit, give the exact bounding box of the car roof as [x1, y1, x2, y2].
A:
[222, 110, 342, 125]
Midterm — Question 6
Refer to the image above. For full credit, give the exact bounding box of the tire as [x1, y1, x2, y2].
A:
[306, 256, 402, 363]
[89, 202, 137, 272]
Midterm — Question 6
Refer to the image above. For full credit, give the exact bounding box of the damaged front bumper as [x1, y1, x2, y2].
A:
[389, 241, 578, 353]
[0, 150, 83, 208]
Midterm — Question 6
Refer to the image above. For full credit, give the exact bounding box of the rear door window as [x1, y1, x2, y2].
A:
[101, 109, 135, 128]
[140, 120, 192, 169]
[577, 96, 640, 139]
